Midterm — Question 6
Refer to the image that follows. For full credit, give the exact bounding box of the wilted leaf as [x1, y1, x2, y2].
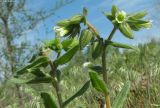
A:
[63, 80, 90, 106]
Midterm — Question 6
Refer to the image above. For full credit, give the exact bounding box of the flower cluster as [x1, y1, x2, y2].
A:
[54, 15, 85, 37]
[105, 5, 152, 39]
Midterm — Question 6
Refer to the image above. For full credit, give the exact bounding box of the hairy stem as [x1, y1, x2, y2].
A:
[101, 26, 117, 108]
[49, 60, 63, 108]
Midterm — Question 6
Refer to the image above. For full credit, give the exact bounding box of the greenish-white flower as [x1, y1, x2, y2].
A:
[83, 62, 91, 68]
[53, 26, 69, 37]
[145, 20, 152, 29]
[115, 11, 127, 23]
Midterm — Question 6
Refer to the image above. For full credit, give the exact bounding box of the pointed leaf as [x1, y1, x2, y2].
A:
[89, 71, 109, 95]
[57, 20, 71, 27]
[41, 92, 58, 108]
[88, 65, 103, 74]
[10, 78, 30, 84]
[16, 56, 49, 75]
[26, 76, 53, 84]
[112, 81, 130, 108]
[63, 80, 90, 106]
[69, 14, 84, 25]
[11, 76, 53, 84]
[106, 41, 139, 51]
[130, 11, 147, 19]
[54, 45, 79, 65]
[119, 23, 133, 39]
[79, 29, 93, 49]
[83, 7, 88, 16]
[61, 38, 79, 51]
[104, 13, 114, 21]
[44, 37, 62, 53]
[112, 5, 118, 17]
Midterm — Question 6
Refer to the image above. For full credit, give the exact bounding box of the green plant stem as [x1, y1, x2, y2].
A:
[102, 26, 117, 84]
[106, 26, 117, 41]
[102, 45, 108, 84]
[49, 60, 63, 108]
[52, 81, 63, 108]
[101, 26, 117, 108]
[86, 21, 100, 39]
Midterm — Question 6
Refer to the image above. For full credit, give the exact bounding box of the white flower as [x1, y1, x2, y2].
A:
[83, 62, 91, 68]
[115, 11, 127, 23]
[53, 26, 69, 37]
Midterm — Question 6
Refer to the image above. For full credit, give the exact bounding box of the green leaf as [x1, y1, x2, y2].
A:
[61, 38, 79, 51]
[88, 65, 103, 74]
[26, 76, 53, 84]
[41, 92, 58, 108]
[127, 19, 149, 24]
[130, 11, 147, 19]
[89, 71, 109, 95]
[27, 68, 46, 77]
[54, 45, 79, 65]
[69, 14, 84, 25]
[129, 24, 141, 31]
[63, 80, 90, 106]
[68, 25, 81, 38]
[127, 19, 152, 29]
[57, 20, 71, 27]
[112, 5, 118, 17]
[44, 37, 62, 53]
[79, 29, 93, 49]
[10, 78, 29, 84]
[92, 39, 103, 59]
[119, 23, 133, 39]
[83, 7, 88, 16]
[104, 13, 114, 21]
[16, 56, 49, 75]
[112, 81, 130, 108]
[106, 41, 139, 51]
[11, 76, 53, 84]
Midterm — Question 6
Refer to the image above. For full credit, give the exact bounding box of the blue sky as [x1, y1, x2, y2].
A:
[25, 0, 159, 45]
